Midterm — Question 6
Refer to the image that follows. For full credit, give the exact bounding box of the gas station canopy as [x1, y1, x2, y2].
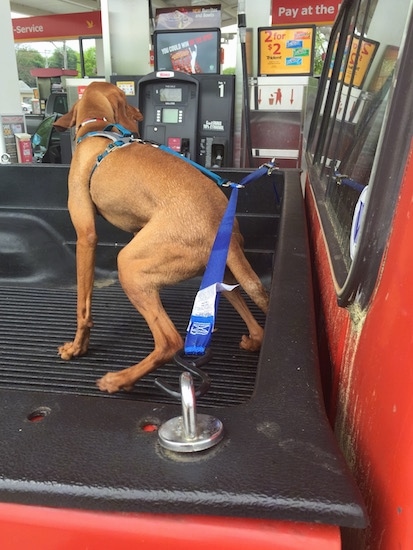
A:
[10, 0, 240, 28]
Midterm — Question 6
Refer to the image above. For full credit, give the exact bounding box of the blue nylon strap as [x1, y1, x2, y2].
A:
[200, 186, 239, 291]
[238, 165, 271, 186]
[334, 171, 365, 193]
[340, 177, 365, 193]
[184, 159, 277, 355]
[159, 144, 229, 187]
[184, 186, 239, 355]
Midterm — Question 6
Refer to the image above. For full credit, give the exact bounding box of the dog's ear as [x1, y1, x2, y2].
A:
[107, 86, 143, 130]
[106, 87, 126, 121]
[117, 104, 144, 135]
[126, 103, 144, 123]
[53, 104, 78, 132]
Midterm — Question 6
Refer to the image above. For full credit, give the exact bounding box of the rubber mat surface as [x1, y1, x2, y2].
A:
[0, 281, 265, 407]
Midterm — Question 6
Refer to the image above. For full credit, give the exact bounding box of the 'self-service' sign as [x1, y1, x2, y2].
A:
[13, 11, 102, 41]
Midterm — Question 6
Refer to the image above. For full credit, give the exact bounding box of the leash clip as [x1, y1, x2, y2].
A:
[154, 348, 212, 399]
[333, 172, 349, 185]
[221, 180, 245, 189]
[260, 157, 279, 175]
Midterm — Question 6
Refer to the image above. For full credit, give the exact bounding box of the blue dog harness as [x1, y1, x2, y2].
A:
[78, 123, 235, 188]
[77, 123, 141, 179]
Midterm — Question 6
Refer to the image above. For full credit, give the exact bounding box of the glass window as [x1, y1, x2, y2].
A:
[31, 114, 59, 163]
[306, 0, 411, 282]
[53, 94, 68, 115]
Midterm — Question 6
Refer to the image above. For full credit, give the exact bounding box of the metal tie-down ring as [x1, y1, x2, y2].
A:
[158, 372, 224, 453]
[154, 348, 212, 399]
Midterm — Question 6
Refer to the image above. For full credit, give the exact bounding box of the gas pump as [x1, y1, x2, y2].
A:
[136, 71, 235, 167]
[138, 71, 199, 159]
[195, 74, 235, 168]
[112, 13, 235, 167]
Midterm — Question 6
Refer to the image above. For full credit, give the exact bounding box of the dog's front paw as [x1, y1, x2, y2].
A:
[96, 372, 134, 394]
[58, 341, 85, 360]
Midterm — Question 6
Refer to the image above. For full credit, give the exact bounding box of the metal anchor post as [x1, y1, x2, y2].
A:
[158, 372, 224, 453]
[181, 372, 198, 440]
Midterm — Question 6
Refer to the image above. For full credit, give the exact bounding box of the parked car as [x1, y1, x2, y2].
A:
[31, 114, 63, 163]
[25, 92, 68, 135]
[21, 102, 32, 113]
[28, 93, 71, 164]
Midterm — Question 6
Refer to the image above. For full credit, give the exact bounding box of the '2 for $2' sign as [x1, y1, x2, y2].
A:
[258, 26, 316, 76]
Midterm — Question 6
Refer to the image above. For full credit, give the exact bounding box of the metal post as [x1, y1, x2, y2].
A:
[158, 373, 224, 453]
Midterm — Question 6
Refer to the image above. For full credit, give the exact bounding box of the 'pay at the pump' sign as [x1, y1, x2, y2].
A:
[271, 0, 341, 25]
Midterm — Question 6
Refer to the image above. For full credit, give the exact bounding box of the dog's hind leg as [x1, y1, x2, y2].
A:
[223, 236, 269, 352]
[222, 283, 265, 352]
[96, 235, 184, 393]
[226, 236, 269, 314]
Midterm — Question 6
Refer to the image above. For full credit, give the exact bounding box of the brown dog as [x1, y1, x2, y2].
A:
[54, 81, 268, 393]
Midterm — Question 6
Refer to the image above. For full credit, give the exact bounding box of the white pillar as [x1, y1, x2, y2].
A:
[234, 0, 272, 166]
[101, 0, 152, 79]
[0, 2, 22, 160]
[95, 39, 105, 77]
[246, 0, 272, 76]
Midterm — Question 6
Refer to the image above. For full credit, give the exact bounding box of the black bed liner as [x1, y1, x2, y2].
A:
[0, 165, 367, 528]
[0, 281, 264, 407]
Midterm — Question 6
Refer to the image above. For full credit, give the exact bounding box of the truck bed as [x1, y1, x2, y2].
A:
[1, 281, 263, 407]
[0, 165, 366, 528]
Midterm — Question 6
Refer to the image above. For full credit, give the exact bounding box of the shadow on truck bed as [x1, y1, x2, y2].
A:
[0, 165, 367, 529]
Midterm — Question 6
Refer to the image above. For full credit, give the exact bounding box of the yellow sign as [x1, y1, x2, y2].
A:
[258, 26, 316, 76]
[115, 81, 136, 96]
[344, 37, 379, 88]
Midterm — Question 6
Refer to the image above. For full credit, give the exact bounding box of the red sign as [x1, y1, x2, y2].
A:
[13, 11, 102, 42]
[77, 85, 88, 99]
[272, 0, 341, 25]
[15, 135, 33, 164]
[155, 4, 221, 30]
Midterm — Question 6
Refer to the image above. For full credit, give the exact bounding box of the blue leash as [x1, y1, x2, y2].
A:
[159, 144, 230, 188]
[154, 157, 277, 398]
[154, 135, 278, 355]
[184, 162, 276, 356]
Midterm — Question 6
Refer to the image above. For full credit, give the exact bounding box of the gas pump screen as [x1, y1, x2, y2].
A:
[162, 108, 179, 123]
[160, 88, 182, 102]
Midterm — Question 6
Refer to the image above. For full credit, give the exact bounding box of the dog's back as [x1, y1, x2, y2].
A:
[86, 141, 228, 236]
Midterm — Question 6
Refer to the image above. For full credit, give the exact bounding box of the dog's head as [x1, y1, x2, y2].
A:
[54, 81, 144, 135]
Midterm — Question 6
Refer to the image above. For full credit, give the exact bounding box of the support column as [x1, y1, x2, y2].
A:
[0, 2, 23, 160]
[101, 0, 152, 79]
[234, 0, 271, 167]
